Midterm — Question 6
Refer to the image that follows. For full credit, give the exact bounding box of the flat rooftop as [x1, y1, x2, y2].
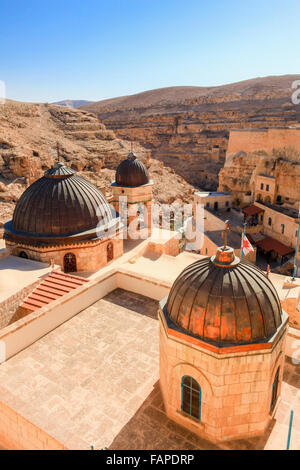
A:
[203, 209, 242, 248]
[0, 255, 52, 303]
[195, 191, 231, 198]
[0, 288, 299, 450]
[257, 201, 299, 219]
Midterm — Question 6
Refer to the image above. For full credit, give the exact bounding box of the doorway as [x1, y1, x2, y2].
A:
[63, 252, 77, 273]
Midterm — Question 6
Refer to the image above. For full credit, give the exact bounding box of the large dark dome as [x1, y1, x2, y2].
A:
[6, 162, 114, 240]
[115, 152, 150, 187]
[165, 246, 283, 346]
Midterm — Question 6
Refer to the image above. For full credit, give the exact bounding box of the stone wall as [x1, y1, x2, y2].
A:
[219, 129, 300, 207]
[194, 192, 233, 211]
[227, 129, 300, 155]
[0, 400, 66, 450]
[255, 202, 299, 249]
[6, 236, 124, 273]
[0, 279, 40, 329]
[145, 233, 180, 257]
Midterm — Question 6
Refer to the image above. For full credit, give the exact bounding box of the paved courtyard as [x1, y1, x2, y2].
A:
[0, 289, 160, 449]
[0, 289, 299, 450]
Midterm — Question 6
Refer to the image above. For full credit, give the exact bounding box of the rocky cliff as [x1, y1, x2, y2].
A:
[218, 128, 300, 206]
[82, 75, 300, 188]
[0, 100, 194, 227]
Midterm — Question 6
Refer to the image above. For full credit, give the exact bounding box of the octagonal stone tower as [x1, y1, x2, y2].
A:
[159, 245, 289, 442]
[111, 152, 153, 239]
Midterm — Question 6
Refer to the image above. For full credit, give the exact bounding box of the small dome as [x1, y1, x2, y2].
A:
[115, 152, 149, 187]
[8, 162, 113, 238]
[166, 246, 283, 346]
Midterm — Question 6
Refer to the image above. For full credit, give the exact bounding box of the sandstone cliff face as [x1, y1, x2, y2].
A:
[218, 129, 300, 205]
[0, 100, 194, 227]
[0, 99, 148, 181]
[218, 150, 300, 207]
[82, 75, 300, 188]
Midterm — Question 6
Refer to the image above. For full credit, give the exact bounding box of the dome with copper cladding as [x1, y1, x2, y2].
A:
[115, 152, 150, 187]
[166, 247, 283, 346]
[6, 162, 114, 238]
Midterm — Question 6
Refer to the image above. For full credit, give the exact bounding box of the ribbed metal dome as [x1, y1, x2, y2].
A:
[115, 152, 150, 187]
[10, 162, 113, 237]
[166, 247, 283, 346]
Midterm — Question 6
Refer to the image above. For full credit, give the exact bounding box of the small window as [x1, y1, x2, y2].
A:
[107, 242, 113, 262]
[225, 201, 229, 207]
[260, 183, 264, 190]
[270, 368, 280, 412]
[181, 376, 201, 421]
[268, 217, 272, 226]
[266, 184, 269, 191]
[281, 224, 285, 234]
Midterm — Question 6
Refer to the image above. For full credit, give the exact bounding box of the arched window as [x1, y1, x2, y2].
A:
[181, 376, 201, 421]
[63, 252, 77, 273]
[19, 251, 28, 259]
[270, 367, 280, 412]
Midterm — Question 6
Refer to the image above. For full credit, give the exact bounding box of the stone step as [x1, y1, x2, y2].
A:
[19, 270, 89, 314]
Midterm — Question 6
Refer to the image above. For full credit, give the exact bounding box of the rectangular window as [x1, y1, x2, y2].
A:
[268, 217, 272, 226]
[260, 183, 264, 190]
[266, 185, 269, 191]
[281, 224, 285, 234]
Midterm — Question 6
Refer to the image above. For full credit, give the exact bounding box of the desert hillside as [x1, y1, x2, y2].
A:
[52, 100, 94, 108]
[0, 100, 194, 227]
[82, 75, 300, 188]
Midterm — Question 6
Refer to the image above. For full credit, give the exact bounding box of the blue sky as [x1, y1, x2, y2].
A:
[0, 0, 299, 102]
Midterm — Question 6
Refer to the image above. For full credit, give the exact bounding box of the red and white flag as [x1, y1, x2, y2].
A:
[242, 235, 254, 255]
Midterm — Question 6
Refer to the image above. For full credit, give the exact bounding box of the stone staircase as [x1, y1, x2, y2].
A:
[18, 270, 88, 314]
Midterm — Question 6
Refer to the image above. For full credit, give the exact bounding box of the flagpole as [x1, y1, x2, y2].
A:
[292, 209, 300, 281]
[241, 222, 247, 261]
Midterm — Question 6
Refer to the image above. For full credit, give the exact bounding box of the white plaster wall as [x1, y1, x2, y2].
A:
[0, 274, 117, 362]
[116, 272, 169, 300]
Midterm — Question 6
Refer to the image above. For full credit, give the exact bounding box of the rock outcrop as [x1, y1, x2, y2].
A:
[0, 100, 194, 227]
[82, 75, 300, 188]
[218, 129, 300, 205]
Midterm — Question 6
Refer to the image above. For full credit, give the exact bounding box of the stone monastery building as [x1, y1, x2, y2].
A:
[0, 152, 299, 450]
